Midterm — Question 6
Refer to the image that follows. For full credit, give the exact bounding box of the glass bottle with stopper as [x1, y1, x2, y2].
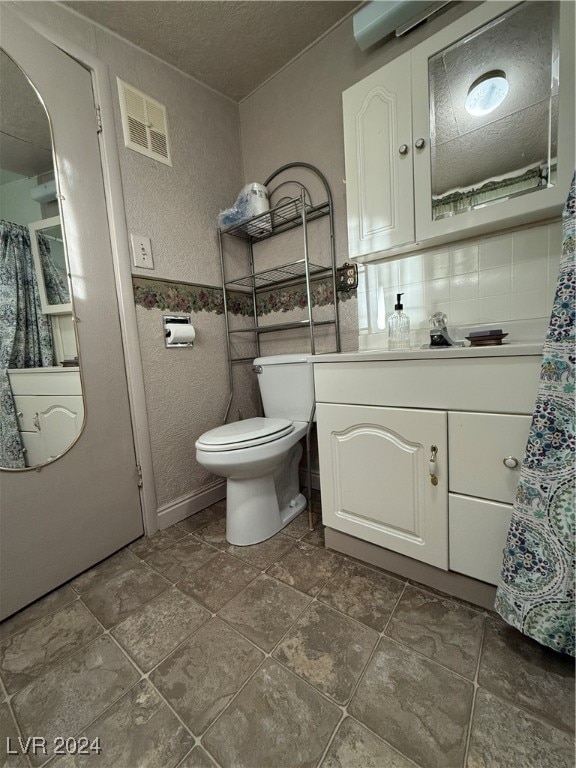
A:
[388, 293, 411, 350]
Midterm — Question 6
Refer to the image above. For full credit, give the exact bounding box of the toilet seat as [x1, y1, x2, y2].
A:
[196, 417, 294, 452]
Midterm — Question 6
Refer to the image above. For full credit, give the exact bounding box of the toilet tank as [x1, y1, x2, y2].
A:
[254, 354, 314, 422]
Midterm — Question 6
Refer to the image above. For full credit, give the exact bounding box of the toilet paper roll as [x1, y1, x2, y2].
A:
[166, 323, 195, 344]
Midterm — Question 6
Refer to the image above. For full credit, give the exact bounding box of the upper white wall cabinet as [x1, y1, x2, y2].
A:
[343, 1, 575, 262]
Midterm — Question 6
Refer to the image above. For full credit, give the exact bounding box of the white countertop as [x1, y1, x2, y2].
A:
[310, 342, 544, 363]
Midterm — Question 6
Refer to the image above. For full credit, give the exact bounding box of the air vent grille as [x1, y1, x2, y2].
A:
[117, 79, 171, 166]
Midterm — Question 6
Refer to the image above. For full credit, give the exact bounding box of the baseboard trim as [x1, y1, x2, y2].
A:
[325, 527, 497, 611]
[298, 468, 321, 491]
[157, 482, 226, 529]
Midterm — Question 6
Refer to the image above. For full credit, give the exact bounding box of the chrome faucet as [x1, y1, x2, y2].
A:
[429, 312, 465, 347]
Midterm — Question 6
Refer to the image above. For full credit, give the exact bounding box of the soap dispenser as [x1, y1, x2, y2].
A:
[388, 293, 410, 350]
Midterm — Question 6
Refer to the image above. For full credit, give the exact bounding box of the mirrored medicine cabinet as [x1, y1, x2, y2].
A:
[343, 0, 575, 261]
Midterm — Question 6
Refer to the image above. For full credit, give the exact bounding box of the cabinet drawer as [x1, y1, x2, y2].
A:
[448, 412, 531, 504]
[8, 368, 81, 395]
[449, 494, 512, 586]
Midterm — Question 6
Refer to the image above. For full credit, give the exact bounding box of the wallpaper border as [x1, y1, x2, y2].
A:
[133, 276, 355, 316]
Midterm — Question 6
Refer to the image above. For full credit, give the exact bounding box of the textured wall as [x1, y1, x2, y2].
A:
[91, 16, 248, 507]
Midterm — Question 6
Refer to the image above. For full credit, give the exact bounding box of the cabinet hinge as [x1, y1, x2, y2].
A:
[96, 105, 103, 134]
[136, 463, 143, 487]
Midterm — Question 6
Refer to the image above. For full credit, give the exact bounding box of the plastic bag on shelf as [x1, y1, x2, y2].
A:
[218, 182, 271, 234]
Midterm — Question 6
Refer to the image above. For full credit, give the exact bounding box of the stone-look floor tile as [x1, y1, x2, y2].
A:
[111, 587, 210, 672]
[319, 717, 416, 768]
[349, 637, 473, 768]
[145, 538, 219, 584]
[177, 505, 226, 534]
[226, 533, 295, 570]
[0, 585, 78, 643]
[203, 658, 341, 768]
[150, 617, 263, 736]
[282, 511, 322, 540]
[178, 553, 259, 612]
[267, 541, 343, 596]
[467, 688, 575, 768]
[12, 636, 139, 767]
[70, 549, 138, 595]
[128, 524, 189, 560]
[319, 560, 405, 631]
[0, 601, 102, 694]
[48, 680, 194, 768]
[302, 524, 326, 548]
[478, 616, 575, 733]
[177, 746, 218, 768]
[273, 602, 377, 704]
[218, 575, 310, 652]
[1, 703, 29, 767]
[195, 519, 229, 550]
[385, 585, 484, 678]
[81, 562, 170, 629]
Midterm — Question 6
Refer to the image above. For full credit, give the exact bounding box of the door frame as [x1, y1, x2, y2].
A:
[9, 6, 158, 534]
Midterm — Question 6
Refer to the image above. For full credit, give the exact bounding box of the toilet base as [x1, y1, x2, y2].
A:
[225, 441, 306, 546]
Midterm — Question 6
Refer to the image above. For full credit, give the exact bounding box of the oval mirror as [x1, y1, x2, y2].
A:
[0, 48, 84, 470]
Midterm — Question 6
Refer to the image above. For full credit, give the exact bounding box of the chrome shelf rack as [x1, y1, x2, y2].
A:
[218, 162, 341, 529]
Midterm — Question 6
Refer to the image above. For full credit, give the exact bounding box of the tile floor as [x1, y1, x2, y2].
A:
[0, 496, 574, 768]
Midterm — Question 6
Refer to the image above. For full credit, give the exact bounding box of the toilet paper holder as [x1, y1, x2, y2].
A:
[163, 315, 195, 348]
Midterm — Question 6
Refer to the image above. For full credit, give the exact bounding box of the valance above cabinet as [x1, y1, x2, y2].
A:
[343, 0, 575, 262]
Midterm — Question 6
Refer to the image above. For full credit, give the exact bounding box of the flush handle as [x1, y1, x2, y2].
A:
[252, 365, 263, 374]
[429, 444, 438, 486]
[503, 456, 519, 469]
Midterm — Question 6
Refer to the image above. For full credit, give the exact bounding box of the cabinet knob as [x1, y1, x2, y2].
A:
[399, 144, 409, 155]
[503, 456, 519, 469]
[415, 138, 426, 149]
[33, 412, 41, 431]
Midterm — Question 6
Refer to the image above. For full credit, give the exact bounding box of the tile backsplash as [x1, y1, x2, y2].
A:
[358, 221, 561, 347]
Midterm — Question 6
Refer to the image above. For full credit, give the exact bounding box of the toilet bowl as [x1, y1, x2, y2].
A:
[195, 354, 313, 546]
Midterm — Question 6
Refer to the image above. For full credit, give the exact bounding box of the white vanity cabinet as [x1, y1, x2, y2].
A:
[8, 367, 83, 466]
[343, 0, 575, 261]
[314, 347, 541, 588]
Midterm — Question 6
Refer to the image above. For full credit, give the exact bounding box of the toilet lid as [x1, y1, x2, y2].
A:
[196, 417, 294, 452]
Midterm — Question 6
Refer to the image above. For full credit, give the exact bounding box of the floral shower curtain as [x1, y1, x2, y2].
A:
[0, 220, 54, 468]
[495, 175, 575, 656]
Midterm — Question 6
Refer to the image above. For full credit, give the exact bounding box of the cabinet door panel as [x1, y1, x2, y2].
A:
[317, 403, 448, 569]
[343, 51, 414, 258]
[411, 0, 574, 244]
[449, 412, 530, 504]
[449, 494, 513, 585]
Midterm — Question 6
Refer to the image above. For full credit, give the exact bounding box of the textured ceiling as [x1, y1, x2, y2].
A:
[63, 0, 360, 101]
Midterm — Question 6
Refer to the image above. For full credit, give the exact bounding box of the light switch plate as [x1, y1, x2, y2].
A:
[131, 233, 154, 269]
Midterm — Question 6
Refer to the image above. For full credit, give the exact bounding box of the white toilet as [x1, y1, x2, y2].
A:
[195, 354, 314, 546]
